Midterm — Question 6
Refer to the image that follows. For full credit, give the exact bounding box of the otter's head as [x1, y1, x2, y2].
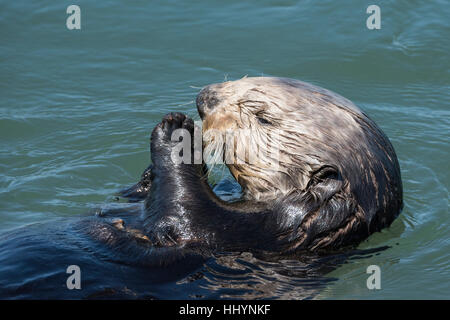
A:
[197, 77, 356, 200]
[197, 77, 402, 229]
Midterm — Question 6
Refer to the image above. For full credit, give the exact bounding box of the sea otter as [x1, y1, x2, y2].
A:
[0, 77, 402, 298]
[124, 76, 403, 253]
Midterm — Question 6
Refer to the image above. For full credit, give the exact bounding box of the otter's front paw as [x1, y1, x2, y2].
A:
[151, 112, 195, 165]
[152, 112, 193, 142]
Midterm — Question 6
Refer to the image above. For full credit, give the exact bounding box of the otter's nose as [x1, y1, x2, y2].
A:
[196, 86, 219, 119]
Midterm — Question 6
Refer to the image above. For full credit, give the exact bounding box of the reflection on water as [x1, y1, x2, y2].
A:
[176, 247, 391, 300]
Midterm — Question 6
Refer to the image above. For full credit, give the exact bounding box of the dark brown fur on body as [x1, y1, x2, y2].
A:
[125, 77, 403, 254]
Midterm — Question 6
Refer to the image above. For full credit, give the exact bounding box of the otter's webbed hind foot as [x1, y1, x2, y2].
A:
[118, 164, 153, 202]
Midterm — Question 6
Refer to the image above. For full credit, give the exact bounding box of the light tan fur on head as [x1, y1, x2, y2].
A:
[199, 77, 367, 201]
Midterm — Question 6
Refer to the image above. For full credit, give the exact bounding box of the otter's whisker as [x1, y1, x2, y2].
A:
[172, 100, 195, 107]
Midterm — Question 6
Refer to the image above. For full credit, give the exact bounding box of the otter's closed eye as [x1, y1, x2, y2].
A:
[255, 111, 272, 125]
[257, 116, 271, 125]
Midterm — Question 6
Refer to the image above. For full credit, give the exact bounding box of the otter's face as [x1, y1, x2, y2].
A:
[196, 77, 366, 201]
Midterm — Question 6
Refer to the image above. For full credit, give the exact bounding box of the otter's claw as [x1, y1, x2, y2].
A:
[161, 112, 186, 132]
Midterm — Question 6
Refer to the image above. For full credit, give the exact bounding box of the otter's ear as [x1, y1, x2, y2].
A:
[307, 165, 343, 201]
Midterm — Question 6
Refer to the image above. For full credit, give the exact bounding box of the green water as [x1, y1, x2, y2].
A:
[0, 0, 448, 299]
